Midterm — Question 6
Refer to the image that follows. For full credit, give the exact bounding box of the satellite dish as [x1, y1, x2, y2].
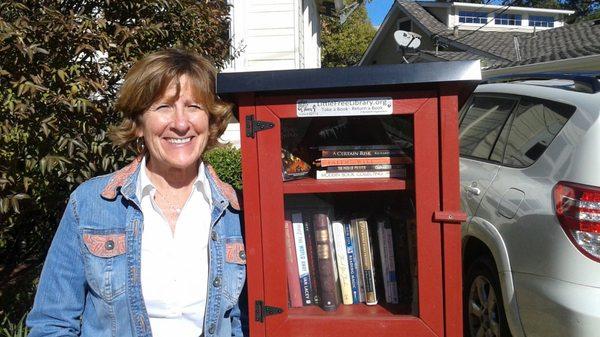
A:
[394, 30, 421, 49]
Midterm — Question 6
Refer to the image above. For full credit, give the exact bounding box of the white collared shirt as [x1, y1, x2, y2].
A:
[136, 157, 212, 337]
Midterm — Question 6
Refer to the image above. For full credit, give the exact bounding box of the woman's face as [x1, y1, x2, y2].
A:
[137, 75, 209, 172]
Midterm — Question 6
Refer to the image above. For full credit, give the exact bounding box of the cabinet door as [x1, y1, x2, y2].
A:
[245, 92, 446, 337]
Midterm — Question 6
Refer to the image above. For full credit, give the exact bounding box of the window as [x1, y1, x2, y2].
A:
[459, 11, 488, 24]
[495, 13, 522, 26]
[529, 15, 554, 27]
[502, 97, 575, 167]
[459, 96, 517, 160]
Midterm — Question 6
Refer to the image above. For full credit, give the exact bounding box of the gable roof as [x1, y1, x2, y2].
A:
[364, 0, 600, 70]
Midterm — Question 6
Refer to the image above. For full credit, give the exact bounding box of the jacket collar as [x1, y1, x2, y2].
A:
[100, 156, 240, 211]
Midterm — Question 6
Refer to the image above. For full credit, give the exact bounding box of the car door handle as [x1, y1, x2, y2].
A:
[466, 185, 481, 196]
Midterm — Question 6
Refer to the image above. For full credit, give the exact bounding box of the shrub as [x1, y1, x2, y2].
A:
[0, 0, 232, 321]
[205, 145, 242, 191]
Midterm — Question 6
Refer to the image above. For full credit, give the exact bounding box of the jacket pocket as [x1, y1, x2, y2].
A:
[81, 229, 128, 302]
[223, 237, 247, 307]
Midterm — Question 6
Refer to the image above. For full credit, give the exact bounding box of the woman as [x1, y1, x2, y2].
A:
[26, 49, 246, 337]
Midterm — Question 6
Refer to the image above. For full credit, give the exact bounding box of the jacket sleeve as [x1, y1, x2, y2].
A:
[229, 283, 249, 337]
[27, 196, 86, 337]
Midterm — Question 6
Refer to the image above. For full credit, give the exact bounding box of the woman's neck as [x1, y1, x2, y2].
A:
[145, 157, 199, 191]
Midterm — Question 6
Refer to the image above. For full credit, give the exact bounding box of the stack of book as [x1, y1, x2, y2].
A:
[284, 206, 414, 311]
[313, 145, 411, 180]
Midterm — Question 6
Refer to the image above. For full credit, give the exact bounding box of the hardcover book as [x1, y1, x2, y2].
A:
[316, 169, 406, 180]
[284, 219, 303, 307]
[315, 156, 412, 167]
[321, 149, 405, 158]
[350, 218, 366, 303]
[376, 219, 399, 304]
[326, 164, 404, 172]
[332, 220, 353, 305]
[344, 221, 360, 304]
[313, 211, 341, 311]
[355, 218, 378, 305]
[303, 213, 321, 305]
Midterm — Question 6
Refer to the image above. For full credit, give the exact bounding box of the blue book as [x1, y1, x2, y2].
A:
[344, 221, 360, 304]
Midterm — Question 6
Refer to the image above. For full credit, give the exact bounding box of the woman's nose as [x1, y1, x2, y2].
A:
[171, 106, 189, 131]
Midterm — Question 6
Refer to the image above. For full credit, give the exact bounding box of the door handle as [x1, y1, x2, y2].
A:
[466, 185, 481, 196]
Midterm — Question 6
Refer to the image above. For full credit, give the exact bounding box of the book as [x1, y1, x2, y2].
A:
[303, 213, 320, 305]
[315, 156, 412, 167]
[321, 149, 405, 158]
[356, 218, 378, 305]
[376, 219, 399, 304]
[332, 220, 353, 305]
[284, 219, 303, 307]
[344, 221, 360, 304]
[313, 211, 341, 311]
[291, 212, 314, 305]
[316, 169, 406, 180]
[317, 145, 402, 151]
[350, 218, 366, 303]
[326, 164, 405, 172]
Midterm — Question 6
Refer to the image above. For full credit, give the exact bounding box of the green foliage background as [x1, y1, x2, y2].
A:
[321, 4, 376, 67]
[0, 0, 234, 322]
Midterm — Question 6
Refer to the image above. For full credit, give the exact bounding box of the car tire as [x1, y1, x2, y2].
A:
[464, 256, 512, 337]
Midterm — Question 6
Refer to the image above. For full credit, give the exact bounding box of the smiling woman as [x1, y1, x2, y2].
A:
[26, 49, 247, 337]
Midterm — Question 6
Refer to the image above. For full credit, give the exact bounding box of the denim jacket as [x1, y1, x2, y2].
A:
[27, 157, 247, 337]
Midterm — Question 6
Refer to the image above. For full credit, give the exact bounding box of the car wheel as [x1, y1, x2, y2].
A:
[464, 256, 511, 337]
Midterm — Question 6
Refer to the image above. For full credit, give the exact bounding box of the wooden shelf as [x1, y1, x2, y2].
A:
[283, 177, 408, 194]
[288, 303, 412, 318]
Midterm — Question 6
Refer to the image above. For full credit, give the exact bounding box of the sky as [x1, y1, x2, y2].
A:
[366, 0, 395, 27]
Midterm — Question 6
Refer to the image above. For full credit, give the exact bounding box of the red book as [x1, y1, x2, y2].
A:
[315, 156, 412, 167]
[285, 219, 303, 308]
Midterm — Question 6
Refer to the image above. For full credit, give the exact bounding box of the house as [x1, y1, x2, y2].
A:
[220, 0, 325, 146]
[359, 1, 600, 77]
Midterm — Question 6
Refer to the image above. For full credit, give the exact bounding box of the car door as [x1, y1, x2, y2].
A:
[459, 94, 518, 216]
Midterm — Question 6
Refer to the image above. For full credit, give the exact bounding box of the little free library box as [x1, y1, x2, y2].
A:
[217, 61, 481, 337]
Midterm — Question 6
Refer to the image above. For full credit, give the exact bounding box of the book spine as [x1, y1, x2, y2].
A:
[332, 220, 353, 305]
[316, 169, 406, 180]
[318, 156, 412, 167]
[350, 219, 366, 303]
[318, 145, 402, 151]
[344, 221, 360, 304]
[303, 215, 320, 305]
[357, 218, 378, 305]
[284, 219, 303, 308]
[313, 212, 341, 311]
[291, 212, 313, 306]
[377, 220, 399, 304]
[326, 164, 404, 172]
[321, 149, 405, 158]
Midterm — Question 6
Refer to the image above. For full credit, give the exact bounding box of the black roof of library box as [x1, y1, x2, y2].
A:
[216, 60, 481, 96]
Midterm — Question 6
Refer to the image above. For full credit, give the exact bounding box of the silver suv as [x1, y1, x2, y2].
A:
[459, 74, 600, 337]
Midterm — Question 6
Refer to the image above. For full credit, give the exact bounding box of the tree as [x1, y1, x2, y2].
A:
[321, 4, 377, 67]
[0, 0, 232, 320]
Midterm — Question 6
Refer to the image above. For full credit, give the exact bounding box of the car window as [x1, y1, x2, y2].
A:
[490, 112, 514, 162]
[503, 97, 576, 167]
[459, 96, 516, 160]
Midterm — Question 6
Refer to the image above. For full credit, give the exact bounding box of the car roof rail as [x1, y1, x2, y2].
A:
[483, 72, 600, 94]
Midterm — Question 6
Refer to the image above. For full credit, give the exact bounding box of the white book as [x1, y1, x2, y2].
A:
[316, 169, 405, 180]
[332, 220, 353, 305]
[377, 220, 399, 304]
[291, 212, 312, 305]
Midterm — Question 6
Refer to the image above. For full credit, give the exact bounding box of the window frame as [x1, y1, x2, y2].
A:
[458, 11, 489, 24]
[528, 15, 555, 27]
[494, 13, 522, 26]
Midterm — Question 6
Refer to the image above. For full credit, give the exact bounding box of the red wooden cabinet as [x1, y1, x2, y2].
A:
[218, 61, 480, 337]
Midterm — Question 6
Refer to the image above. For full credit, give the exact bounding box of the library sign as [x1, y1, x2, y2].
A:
[296, 97, 393, 117]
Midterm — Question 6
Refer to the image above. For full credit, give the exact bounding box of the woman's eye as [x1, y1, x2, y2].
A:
[190, 104, 205, 110]
[155, 104, 169, 111]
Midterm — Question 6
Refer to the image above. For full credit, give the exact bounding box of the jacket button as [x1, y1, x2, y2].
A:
[213, 277, 221, 287]
[105, 240, 115, 250]
[211, 230, 218, 241]
[208, 324, 216, 334]
[239, 250, 246, 260]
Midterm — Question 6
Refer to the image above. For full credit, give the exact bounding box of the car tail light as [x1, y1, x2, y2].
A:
[554, 181, 600, 262]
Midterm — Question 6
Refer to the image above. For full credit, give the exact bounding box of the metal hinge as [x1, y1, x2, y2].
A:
[246, 115, 274, 138]
[255, 300, 283, 322]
